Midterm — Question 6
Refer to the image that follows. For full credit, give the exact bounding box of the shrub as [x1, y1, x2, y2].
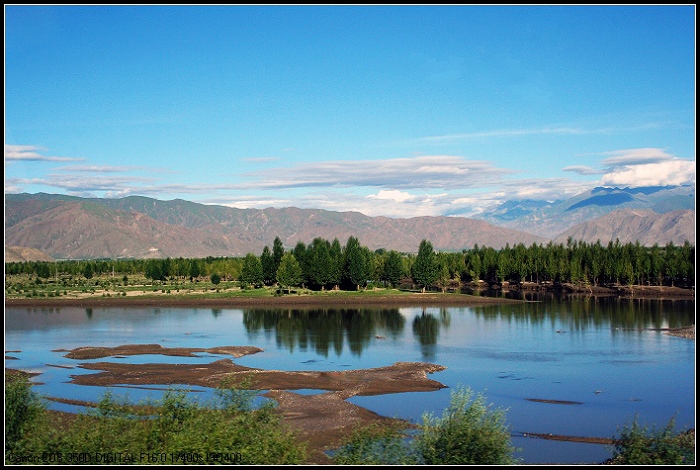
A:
[332, 422, 421, 465]
[18, 385, 306, 465]
[5, 371, 45, 452]
[331, 387, 517, 465]
[417, 387, 517, 465]
[609, 417, 695, 465]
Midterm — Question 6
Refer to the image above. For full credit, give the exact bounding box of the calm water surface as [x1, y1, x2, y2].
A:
[5, 295, 695, 464]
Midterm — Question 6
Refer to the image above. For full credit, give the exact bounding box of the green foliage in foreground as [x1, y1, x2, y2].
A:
[5, 373, 305, 465]
[609, 417, 695, 465]
[5, 371, 46, 453]
[332, 387, 518, 465]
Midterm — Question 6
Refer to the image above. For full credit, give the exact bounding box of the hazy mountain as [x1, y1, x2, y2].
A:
[5, 193, 546, 259]
[554, 209, 695, 246]
[477, 185, 695, 238]
[4, 190, 694, 260]
[5, 245, 54, 263]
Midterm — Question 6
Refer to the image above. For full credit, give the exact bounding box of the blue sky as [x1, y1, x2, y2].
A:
[5, 5, 696, 218]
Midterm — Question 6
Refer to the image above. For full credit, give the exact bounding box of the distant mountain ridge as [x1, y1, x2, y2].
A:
[477, 184, 694, 238]
[554, 209, 695, 247]
[5, 193, 547, 259]
[4, 190, 695, 260]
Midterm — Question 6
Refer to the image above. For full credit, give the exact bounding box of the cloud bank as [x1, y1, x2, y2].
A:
[5, 144, 694, 218]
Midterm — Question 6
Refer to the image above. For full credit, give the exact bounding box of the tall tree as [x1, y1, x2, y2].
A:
[412, 240, 438, 293]
[276, 252, 303, 291]
[308, 237, 333, 290]
[343, 236, 370, 290]
[272, 236, 285, 272]
[260, 246, 276, 286]
[382, 250, 405, 287]
[240, 253, 263, 288]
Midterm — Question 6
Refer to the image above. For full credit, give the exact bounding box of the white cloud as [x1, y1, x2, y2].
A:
[56, 165, 134, 173]
[4, 144, 85, 162]
[599, 148, 695, 187]
[600, 148, 677, 166]
[601, 160, 696, 186]
[246, 155, 511, 190]
[562, 165, 605, 175]
[366, 189, 414, 202]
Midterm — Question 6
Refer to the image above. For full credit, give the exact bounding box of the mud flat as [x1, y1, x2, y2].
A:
[68, 359, 447, 395]
[65, 355, 446, 464]
[56, 344, 264, 360]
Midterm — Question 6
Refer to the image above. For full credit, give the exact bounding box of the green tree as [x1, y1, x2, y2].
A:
[272, 236, 285, 271]
[188, 258, 202, 280]
[436, 253, 452, 293]
[307, 237, 333, 290]
[240, 253, 263, 288]
[276, 253, 303, 291]
[382, 250, 405, 287]
[412, 240, 438, 293]
[260, 246, 276, 286]
[343, 236, 370, 290]
[328, 238, 343, 290]
[210, 273, 221, 285]
[82, 261, 95, 280]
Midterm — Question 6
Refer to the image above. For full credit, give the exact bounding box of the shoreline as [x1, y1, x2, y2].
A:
[4, 292, 528, 309]
[5, 284, 694, 310]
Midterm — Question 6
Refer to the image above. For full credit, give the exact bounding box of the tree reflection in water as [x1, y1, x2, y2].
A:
[243, 308, 406, 357]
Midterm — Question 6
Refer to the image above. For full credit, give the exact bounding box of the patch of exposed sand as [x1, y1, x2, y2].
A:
[57, 344, 263, 360]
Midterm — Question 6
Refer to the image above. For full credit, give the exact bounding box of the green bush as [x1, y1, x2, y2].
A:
[5, 371, 45, 453]
[331, 387, 517, 465]
[609, 417, 695, 465]
[332, 422, 421, 465]
[9, 384, 306, 465]
[417, 387, 517, 465]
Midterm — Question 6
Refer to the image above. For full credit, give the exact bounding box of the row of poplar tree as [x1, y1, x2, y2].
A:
[5, 237, 694, 290]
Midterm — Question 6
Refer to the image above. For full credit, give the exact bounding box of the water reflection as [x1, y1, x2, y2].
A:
[412, 308, 452, 360]
[242, 308, 406, 357]
[468, 297, 694, 333]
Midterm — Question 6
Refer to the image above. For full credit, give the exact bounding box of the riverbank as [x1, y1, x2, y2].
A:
[5, 283, 695, 310]
[4, 291, 528, 309]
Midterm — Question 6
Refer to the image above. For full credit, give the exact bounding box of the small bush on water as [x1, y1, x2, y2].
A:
[331, 387, 518, 465]
[609, 417, 695, 465]
[331, 422, 422, 465]
[417, 387, 517, 465]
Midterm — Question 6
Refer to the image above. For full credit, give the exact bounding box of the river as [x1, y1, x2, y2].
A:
[5, 294, 695, 464]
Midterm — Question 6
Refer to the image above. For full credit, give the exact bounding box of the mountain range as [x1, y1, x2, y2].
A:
[4, 186, 695, 260]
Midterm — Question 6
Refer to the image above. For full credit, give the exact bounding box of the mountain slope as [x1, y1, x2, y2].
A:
[5, 193, 547, 259]
[5, 192, 694, 260]
[479, 185, 694, 237]
[5, 245, 54, 263]
[554, 209, 695, 246]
